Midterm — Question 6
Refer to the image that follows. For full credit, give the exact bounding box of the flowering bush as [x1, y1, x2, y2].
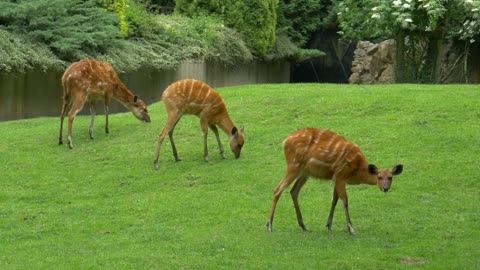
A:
[338, 0, 478, 41]
[456, 0, 480, 43]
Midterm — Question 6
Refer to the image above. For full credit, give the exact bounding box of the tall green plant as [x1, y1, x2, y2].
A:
[97, 0, 129, 37]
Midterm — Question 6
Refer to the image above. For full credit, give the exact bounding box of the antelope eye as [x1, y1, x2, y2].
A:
[388, 177, 392, 180]
[238, 144, 243, 149]
[143, 109, 148, 113]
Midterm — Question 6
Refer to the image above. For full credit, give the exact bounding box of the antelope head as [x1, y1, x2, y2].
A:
[229, 126, 245, 159]
[368, 164, 403, 192]
[131, 96, 151, 123]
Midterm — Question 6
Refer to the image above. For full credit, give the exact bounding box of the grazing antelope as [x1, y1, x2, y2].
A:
[153, 79, 244, 170]
[59, 59, 151, 149]
[267, 128, 403, 235]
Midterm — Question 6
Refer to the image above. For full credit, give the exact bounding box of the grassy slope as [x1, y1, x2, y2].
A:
[0, 84, 478, 269]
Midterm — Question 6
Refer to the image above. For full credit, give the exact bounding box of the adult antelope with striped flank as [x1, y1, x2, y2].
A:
[59, 59, 151, 149]
[153, 79, 244, 170]
[267, 128, 403, 235]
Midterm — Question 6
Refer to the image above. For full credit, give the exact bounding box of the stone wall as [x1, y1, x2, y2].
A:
[0, 61, 290, 121]
[349, 40, 395, 84]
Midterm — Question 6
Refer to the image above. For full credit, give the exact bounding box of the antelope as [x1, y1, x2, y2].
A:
[267, 128, 403, 235]
[59, 59, 151, 149]
[153, 79, 244, 170]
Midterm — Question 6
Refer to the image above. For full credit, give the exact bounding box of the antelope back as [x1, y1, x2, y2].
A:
[62, 59, 119, 98]
[62, 59, 150, 122]
[162, 79, 225, 115]
[284, 128, 365, 179]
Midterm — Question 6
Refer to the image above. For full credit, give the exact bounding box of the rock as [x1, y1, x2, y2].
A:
[349, 39, 395, 84]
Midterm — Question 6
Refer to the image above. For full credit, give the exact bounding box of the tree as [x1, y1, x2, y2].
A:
[276, 0, 326, 46]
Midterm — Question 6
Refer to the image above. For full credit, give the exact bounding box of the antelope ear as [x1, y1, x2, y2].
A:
[231, 127, 238, 137]
[368, 164, 378, 175]
[133, 95, 138, 104]
[392, 164, 403, 175]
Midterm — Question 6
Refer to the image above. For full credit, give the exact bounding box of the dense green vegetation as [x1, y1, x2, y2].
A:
[0, 0, 325, 73]
[175, 0, 278, 57]
[1, 84, 478, 268]
[1, 0, 478, 82]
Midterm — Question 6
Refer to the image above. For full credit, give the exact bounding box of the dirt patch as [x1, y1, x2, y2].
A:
[401, 257, 427, 265]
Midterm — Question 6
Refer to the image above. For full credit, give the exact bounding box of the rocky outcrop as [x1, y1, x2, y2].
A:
[349, 40, 395, 84]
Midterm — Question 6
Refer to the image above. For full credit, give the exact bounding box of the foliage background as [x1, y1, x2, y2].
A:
[0, 0, 325, 73]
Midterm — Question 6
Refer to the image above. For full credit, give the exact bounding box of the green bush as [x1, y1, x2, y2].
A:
[0, 0, 121, 62]
[205, 27, 253, 65]
[0, 29, 64, 72]
[97, 0, 129, 37]
[0, 0, 295, 73]
[175, 0, 278, 57]
[276, 0, 326, 46]
[98, 14, 253, 71]
[266, 34, 325, 62]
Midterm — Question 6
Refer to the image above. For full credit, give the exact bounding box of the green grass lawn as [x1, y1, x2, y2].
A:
[0, 83, 479, 269]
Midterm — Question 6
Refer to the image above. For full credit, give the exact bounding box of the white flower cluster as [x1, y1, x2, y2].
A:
[459, 0, 480, 43]
[371, 0, 414, 27]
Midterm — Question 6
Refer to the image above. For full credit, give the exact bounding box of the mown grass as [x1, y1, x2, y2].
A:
[0, 83, 479, 269]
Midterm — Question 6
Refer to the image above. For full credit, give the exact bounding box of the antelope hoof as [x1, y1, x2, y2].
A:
[105, 127, 109, 134]
[266, 221, 273, 232]
[59, 139, 63, 145]
[89, 130, 94, 140]
[153, 161, 159, 171]
[348, 224, 356, 235]
[68, 142, 74, 149]
[326, 223, 332, 231]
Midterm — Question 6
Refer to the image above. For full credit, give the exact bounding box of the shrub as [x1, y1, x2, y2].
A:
[0, 29, 64, 72]
[276, 0, 326, 46]
[265, 34, 325, 62]
[175, 0, 279, 57]
[0, 0, 121, 62]
[97, 0, 129, 37]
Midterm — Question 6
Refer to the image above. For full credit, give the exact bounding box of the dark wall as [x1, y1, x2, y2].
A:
[0, 61, 290, 121]
[467, 42, 480, 84]
[291, 30, 356, 83]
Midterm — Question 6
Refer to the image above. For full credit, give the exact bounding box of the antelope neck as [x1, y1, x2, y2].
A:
[113, 84, 134, 106]
[219, 116, 235, 136]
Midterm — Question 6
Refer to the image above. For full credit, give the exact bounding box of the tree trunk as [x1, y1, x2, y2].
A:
[424, 22, 446, 83]
[394, 31, 407, 83]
